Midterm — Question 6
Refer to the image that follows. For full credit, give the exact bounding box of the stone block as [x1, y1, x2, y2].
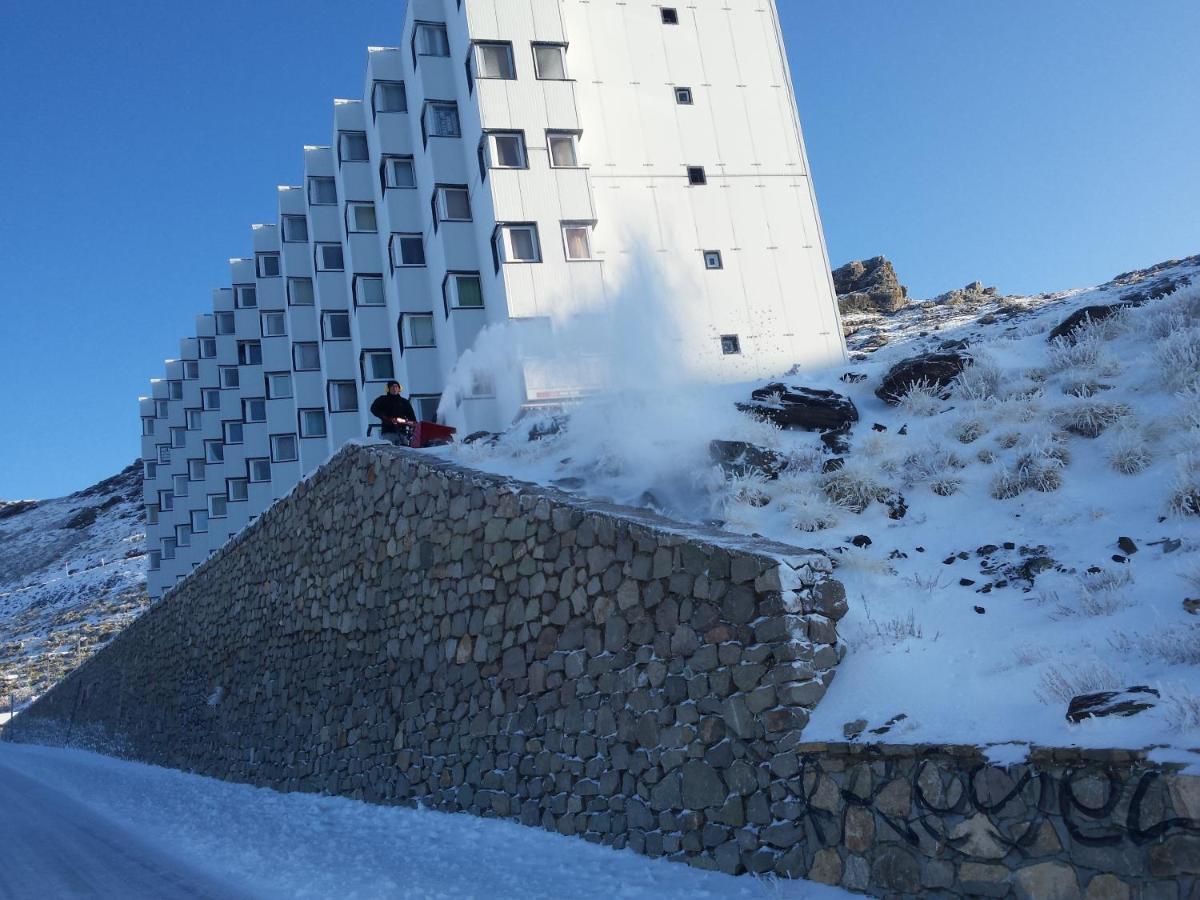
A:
[1014, 861, 1080, 900]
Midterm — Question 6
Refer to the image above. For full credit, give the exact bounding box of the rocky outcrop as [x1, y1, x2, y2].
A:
[832, 257, 908, 315]
[1047, 303, 1130, 343]
[875, 350, 971, 403]
[932, 281, 1003, 306]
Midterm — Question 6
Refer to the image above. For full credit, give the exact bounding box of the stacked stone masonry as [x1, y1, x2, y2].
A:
[6, 444, 1198, 897]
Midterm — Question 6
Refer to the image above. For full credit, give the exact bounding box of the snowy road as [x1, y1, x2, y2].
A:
[0, 743, 850, 899]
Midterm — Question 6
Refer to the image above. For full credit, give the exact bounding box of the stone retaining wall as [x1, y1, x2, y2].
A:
[5, 444, 1198, 897]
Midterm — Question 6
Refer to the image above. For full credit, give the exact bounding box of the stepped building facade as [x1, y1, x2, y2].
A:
[140, 0, 846, 598]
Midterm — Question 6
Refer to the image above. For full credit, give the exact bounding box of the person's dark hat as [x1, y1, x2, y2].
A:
[386, 380, 402, 390]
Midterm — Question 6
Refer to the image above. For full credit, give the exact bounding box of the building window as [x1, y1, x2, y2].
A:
[155, 399, 169, 418]
[361, 350, 395, 382]
[354, 275, 385, 307]
[143, 460, 157, 480]
[182, 360, 199, 380]
[469, 372, 495, 398]
[720, 335, 741, 355]
[146, 503, 160, 526]
[547, 132, 580, 167]
[373, 80, 407, 114]
[247, 458, 271, 482]
[346, 202, 378, 233]
[287, 277, 315, 306]
[299, 408, 327, 438]
[215, 311, 235, 335]
[256, 253, 281, 277]
[188, 458, 205, 481]
[704, 250, 724, 270]
[687, 166, 707, 186]
[227, 477, 249, 501]
[484, 131, 527, 169]
[675, 86, 693, 105]
[339, 131, 369, 163]
[186, 409, 202, 430]
[413, 22, 450, 58]
[237, 341, 262, 366]
[423, 102, 461, 140]
[175, 523, 191, 548]
[142, 417, 155, 436]
[391, 234, 426, 268]
[202, 388, 221, 410]
[474, 42, 516, 79]
[562, 222, 595, 260]
[205, 439, 224, 463]
[242, 398, 267, 423]
[148, 549, 162, 571]
[383, 156, 416, 189]
[173, 473, 189, 498]
[281, 215, 308, 242]
[199, 337, 217, 358]
[168, 380, 183, 400]
[219, 366, 240, 389]
[223, 421, 244, 444]
[170, 427, 186, 449]
[270, 434, 299, 463]
[293, 342, 321, 371]
[533, 43, 567, 80]
[234, 284, 257, 308]
[328, 380, 359, 413]
[315, 243, 344, 272]
[435, 186, 471, 222]
[308, 176, 337, 205]
[161, 537, 177, 560]
[261, 312, 287, 337]
[266, 372, 292, 399]
[662, 7, 679, 24]
[400, 313, 436, 350]
[207, 494, 227, 519]
[158, 489, 174, 512]
[493, 224, 541, 265]
[445, 272, 483, 309]
[157, 445, 170, 465]
[322, 312, 351, 341]
[413, 394, 441, 422]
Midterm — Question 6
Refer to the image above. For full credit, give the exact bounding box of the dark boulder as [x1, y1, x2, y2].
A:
[63, 506, 99, 530]
[1066, 686, 1159, 723]
[0, 500, 38, 520]
[1047, 303, 1129, 343]
[709, 440, 790, 480]
[832, 256, 908, 315]
[463, 430, 500, 446]
[737, 383, 858, 432]
[874, 351, 970, 404]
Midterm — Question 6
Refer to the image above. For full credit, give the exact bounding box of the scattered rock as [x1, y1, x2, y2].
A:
[874, 350, 970, 403]
[1047, 303, 1129, 343]
[974, 606, 986, 614]
[932, 281, 1003, 307]
[868, 713, 907, 736]
[883, 492, 907, 520]
[1066, 686, 1160, 723]
[0, 500, 39, 520]
[1149, 538, 1182, 553]
[843, 718, 868, 740]
[871, 422, 886, 432]
[832, 256, 908, 315]
[840, 372, 867, 384]
[959, 578, 975, 586]
[1184, 599, 1199, 615]
[737, 383, 859, 432]
[709, 441, 790, 480]
[850, 535, 872, 548]
[820, 431, 851, 455]
[63, 507, 98, 530]
[463, 431, 500, 446]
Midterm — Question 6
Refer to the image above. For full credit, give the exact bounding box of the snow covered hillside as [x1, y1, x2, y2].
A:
[0, 464, 147, 721]
[441, 254, 1200, 755]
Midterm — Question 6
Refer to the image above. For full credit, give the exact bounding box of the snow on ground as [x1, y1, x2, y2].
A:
[438, 257, 1200, 753]
[0, 743, 850, 899]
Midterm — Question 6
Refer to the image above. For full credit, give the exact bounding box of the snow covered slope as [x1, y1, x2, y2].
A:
[0, 464, 147, 720]
[440, 254, 1200, 754]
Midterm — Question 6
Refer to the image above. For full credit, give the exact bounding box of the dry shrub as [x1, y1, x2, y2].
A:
[1107, 428, 1152, 475]
[954, 418, 987, 444]
[1054, 399, 1130, 438]
[821, 462, 887, 513]
[897, 378, 946, 417]
[1158, 326, 1200, 392]
[1036, 661, 1123, 705]
[1169, 451, 1200, 516]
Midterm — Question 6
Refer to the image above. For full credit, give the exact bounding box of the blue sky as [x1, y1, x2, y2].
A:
[1, 0, 1197, 499]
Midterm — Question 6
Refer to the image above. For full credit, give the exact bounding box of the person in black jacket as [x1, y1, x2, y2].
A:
[370, 381, 417, 445]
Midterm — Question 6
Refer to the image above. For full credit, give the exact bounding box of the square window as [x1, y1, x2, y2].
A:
[215, 311, 235, 335]
[413, 395, 442, 421]
[158, 489, 174, 512]
[322, 312, 351, 340]
[248, 458, 272, 482]
[227, 477, 248, 501]
[155, 399, 169, 418]
[235, 284, 257, 308]
[293, 342, 321, 371]
[424, 102, 461, 138]
[475, 42, 516, 79]
[415, 22, 450, 57]
[355, 275, 385, 307]
[186, 409, 202, 430]
[687, 166, 707, 185]
[288, 277, 315, 306]
[299, 408, 327, 438]
[383, 156, 416, 189]
[182, 360, 199, 380]
[373, 80, 407, 114]
[237, 341, 262, 366]
[562, 222, 594, 260]
[171, 427, 186, 449]
[261, 312, 287, 337]
[347, 203, 377, 233]
[402, 314, 436, 349]
[328, 380, 359, 412]
[256, 253, 281, 277]
[308, 176, 337, 205]
[143, 460, 157, 479]
[281, 215, 308, 242]
[157, 445, 171, 464]
[242, 398, 266, 423]
[662, 7, 679, 24]
[675, 86, 693, 105]
[205, 439, 224, 463]
[392, 234, 426, 267]
[533, 44, 567, 80]
[168, 380, 183, 400]
[547, 132, 579, 167]
[486, 132, 526, 168]
[173, 473, 189, 498]
[266, 371, 292, 399]
[203, 388, 221, 410]
[188, 458, 205, 481]
[362, 350, 395, 381]
[190, 510, 209, 534]
[448, 273, 483, 309]
[223, 421, 244, 444]
[495, 224, 541, 263]
[208, 494, 228, 518]
[271, 434, 299, 463]
[720, 334, 741, 355]
[199, 337, 217, 358]
[704, 250, 723, 270]
[339, 131, 369, 163]
[219, 366, 240, 389]
[316, 243, 344, 271]
[437, 186, 471, 221]
[142, 417, 155, 436]
[175, 523, 191, 547]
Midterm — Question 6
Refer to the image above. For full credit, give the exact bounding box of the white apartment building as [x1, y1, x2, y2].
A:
[140, 0, 847, 599]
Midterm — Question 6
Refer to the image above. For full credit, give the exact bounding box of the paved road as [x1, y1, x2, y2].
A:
[0, 754, 250, 899]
